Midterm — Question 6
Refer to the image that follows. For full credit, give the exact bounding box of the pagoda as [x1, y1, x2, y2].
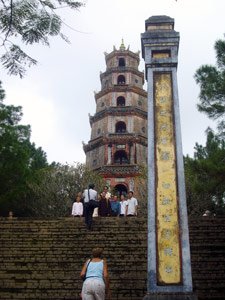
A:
[83, 41, 147, 195]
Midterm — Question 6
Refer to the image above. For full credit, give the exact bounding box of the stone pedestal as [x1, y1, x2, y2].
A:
[143, 293, 198, 300]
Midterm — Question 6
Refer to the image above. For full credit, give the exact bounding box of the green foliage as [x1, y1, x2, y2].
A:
[0, 0, 84, 77]
[194, 38, 225, 135]
[0, 81, 48, 216]
[27, 163, 105, 218]
[184, 129, 225, 216]
[191, 37, 225, 215]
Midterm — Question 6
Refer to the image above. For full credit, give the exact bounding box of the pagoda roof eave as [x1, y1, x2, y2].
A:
[83, 134, 147, 153]
[95, 86, 147, 101]
[94, 164, 141, 177]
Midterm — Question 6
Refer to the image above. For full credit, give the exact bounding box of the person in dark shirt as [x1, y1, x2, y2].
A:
[99, 191, 111, 217]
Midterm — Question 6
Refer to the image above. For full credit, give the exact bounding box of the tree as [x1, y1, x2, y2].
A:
[134, 165, 148, 214]
[0, 0, 84, 77]
[194, 38, 225, 136]
[0, 81, 48, 216]
[0, 82, 104, 218]
[184, 128, 225, 216]
[27, 163, 105, 218]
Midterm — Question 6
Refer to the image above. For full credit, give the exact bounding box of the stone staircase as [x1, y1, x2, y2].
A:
[189, 218, 225, 300]
[0, 217, 225, 300]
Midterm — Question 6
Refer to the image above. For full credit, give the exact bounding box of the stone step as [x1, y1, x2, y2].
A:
[0, 217, 225, 300]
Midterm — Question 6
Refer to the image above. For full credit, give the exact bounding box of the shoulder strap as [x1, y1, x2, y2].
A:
[86, 258, 91, 271]
[88, 189, 90, 201]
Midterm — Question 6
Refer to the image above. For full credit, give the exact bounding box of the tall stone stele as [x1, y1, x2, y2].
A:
[141, 16, 197, 300]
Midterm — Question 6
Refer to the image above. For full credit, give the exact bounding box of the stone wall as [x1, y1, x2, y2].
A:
[0, 217, 224, 300]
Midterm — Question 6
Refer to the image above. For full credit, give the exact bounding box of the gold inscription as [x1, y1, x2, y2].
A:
[147, 24, 173, 31]
[152, 52, 170, 59]
[154, 72, 181, 285]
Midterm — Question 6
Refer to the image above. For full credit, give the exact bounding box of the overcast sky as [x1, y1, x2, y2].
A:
[1, 0, 225, 164]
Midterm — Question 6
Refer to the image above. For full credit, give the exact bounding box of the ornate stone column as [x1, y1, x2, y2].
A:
[141, 15, 197, 300]
[107, 143, 112, 165]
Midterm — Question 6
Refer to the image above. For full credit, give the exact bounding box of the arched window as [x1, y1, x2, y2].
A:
[117, 75, 125, 85]
[114, 184, 128, 196]
[114, 150, 129, 165]
[117, 96, 125, 106]
[119, 58, 125, 67]
[115, 121, 126, 133]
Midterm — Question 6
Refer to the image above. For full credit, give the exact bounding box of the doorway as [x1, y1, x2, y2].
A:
[114, 184, 128, 196]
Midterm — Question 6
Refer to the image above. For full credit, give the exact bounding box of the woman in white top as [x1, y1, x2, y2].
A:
[80, 248, 110, 300]
[71, 195, 83, 217]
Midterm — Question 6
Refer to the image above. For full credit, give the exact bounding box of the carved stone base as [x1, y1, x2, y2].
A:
[143, 293, 198, 300]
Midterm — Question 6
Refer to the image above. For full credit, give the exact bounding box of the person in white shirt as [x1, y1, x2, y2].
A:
[83, 183, 98, 230]
[71, 195, 83, 217]
[120, 194, 128, 216]
[127, 191, 138, 216]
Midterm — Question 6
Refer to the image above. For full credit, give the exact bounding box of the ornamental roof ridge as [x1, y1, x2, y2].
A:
[104, 44, 140, 61]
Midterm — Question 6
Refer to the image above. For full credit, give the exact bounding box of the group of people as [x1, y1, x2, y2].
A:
[71, 185, 138, 230]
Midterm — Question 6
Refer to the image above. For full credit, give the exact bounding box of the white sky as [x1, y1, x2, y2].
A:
[1, 0, 225, 164]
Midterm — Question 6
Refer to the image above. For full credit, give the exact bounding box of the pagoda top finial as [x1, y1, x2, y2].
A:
[120, 38, 125, 51]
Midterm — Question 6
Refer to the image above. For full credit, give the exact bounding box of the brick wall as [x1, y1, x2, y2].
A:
[0, 217, 224, 300]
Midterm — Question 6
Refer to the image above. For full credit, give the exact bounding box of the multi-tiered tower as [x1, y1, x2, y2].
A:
[83, 41, 147, 195]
